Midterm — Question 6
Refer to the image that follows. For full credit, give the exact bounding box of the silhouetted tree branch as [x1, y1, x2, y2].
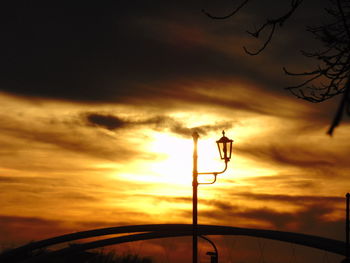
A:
[203, 0, 303, 55]
[243, 0, 303, 55]
[203, 0, 350, 135]
[202, 0, 250, 20]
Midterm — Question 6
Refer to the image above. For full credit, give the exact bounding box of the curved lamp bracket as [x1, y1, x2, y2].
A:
[199, 235, 219, 260]
[197, 161, 228, 185]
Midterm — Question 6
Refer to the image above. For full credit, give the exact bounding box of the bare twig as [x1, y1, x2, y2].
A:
[202, 0, 250, 20]
[243, 22, 276, 55]
[243, 0, 303, 55]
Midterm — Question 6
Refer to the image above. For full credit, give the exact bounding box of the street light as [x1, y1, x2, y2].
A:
[192, 130, 233, 263]
[216, 131, 233, 162]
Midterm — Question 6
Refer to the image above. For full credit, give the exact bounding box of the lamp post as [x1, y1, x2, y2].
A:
[192, 130, 233, 263]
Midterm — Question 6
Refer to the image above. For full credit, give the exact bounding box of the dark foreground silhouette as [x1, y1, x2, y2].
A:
[0, 247, 153, 263]
[1, 224, 347, 262]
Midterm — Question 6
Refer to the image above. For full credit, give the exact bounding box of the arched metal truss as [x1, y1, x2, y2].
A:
[0, 224, 346, 262]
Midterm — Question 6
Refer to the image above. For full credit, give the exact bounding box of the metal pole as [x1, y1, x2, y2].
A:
[346, 193, 349, 259]
[192, 132, 199, 263]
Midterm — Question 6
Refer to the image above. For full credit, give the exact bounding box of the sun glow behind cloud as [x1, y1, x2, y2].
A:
[0, 96, 347, 263]
[118, 129, 254, 186]
[0, 93, 307, 206]
[0, 2, 349, 261]
[148, 132, 193, 185]
[1, 83, 349, 252]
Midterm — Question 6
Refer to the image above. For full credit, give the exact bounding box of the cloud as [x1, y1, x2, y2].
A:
[0, 0, 321, 112]
[0, 110, 157, 166]
[0, 175, 68, 185]
[0, 213, 148, 247]
[84, 112, 233, 137]
[136, 195, 192, 204]
[85, 114, 126, 130]
[200, 197, 343, 239]
[0, 215, 70, 245]
[242, 175, 318, 190]
[236, 192, 344, 205]
[236, 208, 295, 229]
[0, 3, 245, 102]
[237, 144, 333, 168]
[135, 192, 343, 239]
[237, 205, 343, 239]
[235, 134, 350, 178]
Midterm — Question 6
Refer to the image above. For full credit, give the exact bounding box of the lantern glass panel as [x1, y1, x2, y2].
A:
[217, 142, 224, 160]
[228, 141, 232, 159]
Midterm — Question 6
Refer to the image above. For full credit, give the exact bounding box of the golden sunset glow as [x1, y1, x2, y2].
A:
[1, 88, 349, 263]
[1, 2, 350, 262]
[1, 92, 348, 228]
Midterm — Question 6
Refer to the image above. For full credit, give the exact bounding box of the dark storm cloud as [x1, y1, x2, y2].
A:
[0, 0, 324, 107]
[0, 1, 234, 101]
[84, 112, 232, 137]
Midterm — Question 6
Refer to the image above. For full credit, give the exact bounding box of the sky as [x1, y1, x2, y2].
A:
[1, 0, 350, 262]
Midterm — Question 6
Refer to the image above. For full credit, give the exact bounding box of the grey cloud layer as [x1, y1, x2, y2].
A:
[0, 0, 329, 109]
[84, 112, 232, 137]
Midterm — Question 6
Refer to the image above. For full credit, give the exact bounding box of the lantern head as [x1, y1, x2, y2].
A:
[216, 130, 233, 162]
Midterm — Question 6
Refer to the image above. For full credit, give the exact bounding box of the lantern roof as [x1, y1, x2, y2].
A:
[216, 131, 233, 144]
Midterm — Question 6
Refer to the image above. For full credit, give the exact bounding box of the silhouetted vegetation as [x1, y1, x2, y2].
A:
[0, 246, 153, 263]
